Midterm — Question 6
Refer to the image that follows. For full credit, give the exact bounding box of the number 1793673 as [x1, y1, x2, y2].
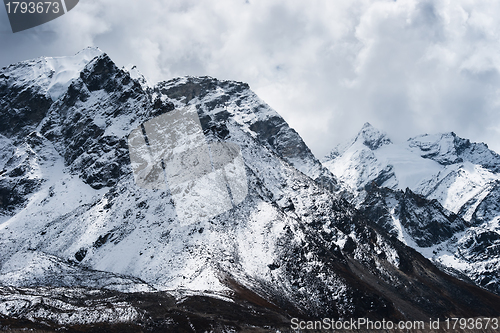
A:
[5, 2, 60, 14]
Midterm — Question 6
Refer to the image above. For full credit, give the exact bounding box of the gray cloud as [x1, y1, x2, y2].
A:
[1, 0, 499, 157]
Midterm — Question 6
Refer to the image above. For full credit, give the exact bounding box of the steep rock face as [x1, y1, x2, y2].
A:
[39, 54, 150, 190]
[0, 133, 45, 215]
[466, 181, 500, 226]
[358, 184, 500, 295]
[155, 76, 339, 193]
[0, 82, 51, 139]
[1, 50, 500, 330]
[359, 187, 467, 248]
[457, 228, 500, 293]
[0, 47, 102, 139]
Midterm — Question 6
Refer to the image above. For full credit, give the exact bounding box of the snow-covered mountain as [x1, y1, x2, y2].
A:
[324, 123, 500, 295]
[1, 50, 500, 331]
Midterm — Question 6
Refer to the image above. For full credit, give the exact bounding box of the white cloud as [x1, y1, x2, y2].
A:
[1, 0, 499, 157]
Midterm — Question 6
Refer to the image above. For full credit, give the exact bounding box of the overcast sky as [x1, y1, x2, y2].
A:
[1, 0, 499, 157]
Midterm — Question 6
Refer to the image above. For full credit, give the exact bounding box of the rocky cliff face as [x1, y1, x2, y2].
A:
[359, 187, 468, 248]
[1, 49, 500, 331]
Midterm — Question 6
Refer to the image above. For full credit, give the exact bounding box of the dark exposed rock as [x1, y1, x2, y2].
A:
[0, 286, 293, 332]
[156, 76, 249, 103]
[461, 230, 500, 261]
[93, 233, 113, 248]
[151, 96, 175, 117]
[470, 181, 500, 225]
[74, 248, 87, 262]
[359, 186, 467, 248]
[0, 85, 52, 138]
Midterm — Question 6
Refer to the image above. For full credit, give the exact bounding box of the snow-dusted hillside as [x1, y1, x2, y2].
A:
[1, 50, 500, 330]
[324, 123, 500, 294]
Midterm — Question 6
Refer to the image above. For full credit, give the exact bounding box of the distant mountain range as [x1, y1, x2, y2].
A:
[0, 49, 499, 332]
[323, 122, 500, 295]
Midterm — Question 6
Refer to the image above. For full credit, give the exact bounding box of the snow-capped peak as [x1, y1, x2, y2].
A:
[74, 46, 104, 58]
[44, 47, 104, 100]
[409, 132, 500, 172]
[354, 122, 393, 151]
[408, 132, 463, 165]
[325, 122, 391, 161]
[123, 64, 151, 91]
[0, 47, 104, 101]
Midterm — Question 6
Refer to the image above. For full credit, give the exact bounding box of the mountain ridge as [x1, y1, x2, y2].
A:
[324, 123, 500, 296]
[1, 49, 500, 331]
